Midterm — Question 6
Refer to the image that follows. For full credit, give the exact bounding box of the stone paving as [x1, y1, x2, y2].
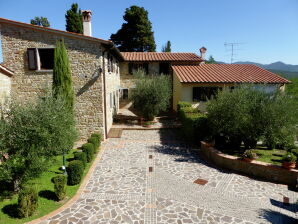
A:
[39, 129, 297, 224]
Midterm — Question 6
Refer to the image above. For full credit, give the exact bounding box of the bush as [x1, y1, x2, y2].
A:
[282, 152, 297, 163]
[67, 160, 84, 185]
[81, 143, 94, 162]
[74, 152, 87, 168]
[130, 70, 172, 120]
[88, 137, 99, 152]
[17, 187, 38, 218]
[52, 175, 67, 201]
[178, 106, 210, 142]
[207, 85, 298, 150]
[177, 101, 192, 111]
[91, 133, 102, 142]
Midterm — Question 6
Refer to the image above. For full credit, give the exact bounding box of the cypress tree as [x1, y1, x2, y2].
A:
[162, 41, 171, 52]
[110, 5, 156, 52]
[53, 39, 74, 110]
[65, 3, 83, 34]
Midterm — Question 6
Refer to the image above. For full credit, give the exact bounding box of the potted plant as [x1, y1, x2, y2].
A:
[242, 149, 257, 162]
[282, 152, 297, 170]
[143, 121, 154, 128]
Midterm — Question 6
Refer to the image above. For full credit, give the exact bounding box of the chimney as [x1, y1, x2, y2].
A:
[82, 10, 92, 36]
[199, 47, 207, 60]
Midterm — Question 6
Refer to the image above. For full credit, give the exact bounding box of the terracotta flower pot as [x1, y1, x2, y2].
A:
[243, 158, 254, 162]
[282, 162, 296, 170]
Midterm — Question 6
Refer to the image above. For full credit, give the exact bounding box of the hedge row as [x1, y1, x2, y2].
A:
[177, 101, 210, 143]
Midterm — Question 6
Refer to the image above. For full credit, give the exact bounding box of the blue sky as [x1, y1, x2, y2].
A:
[0, 0, 297, 64]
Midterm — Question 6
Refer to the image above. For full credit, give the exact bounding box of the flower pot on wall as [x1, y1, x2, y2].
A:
[282, 162, 296, 170]
[243, 158, 254, 162]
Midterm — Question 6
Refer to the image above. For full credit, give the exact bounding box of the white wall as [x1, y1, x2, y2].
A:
[0, 72, 11, 109]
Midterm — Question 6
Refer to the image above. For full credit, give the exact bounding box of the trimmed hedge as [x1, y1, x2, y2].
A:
[67, 160, 84, 185]
[74, 152, 87, 168]
[178, 101, 210, 142]
[17, 187, 38, 218]
[82, 143, 94, 162]
[88, 137, 99, 152]
[52, 175, 67, 201]
[91, 133, 102, 142]
[177, 101, 192, 111]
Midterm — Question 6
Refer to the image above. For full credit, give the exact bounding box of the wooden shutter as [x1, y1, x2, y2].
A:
[27, 48, 37, 70]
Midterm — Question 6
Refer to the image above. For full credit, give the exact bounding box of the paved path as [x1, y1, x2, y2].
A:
[40, 130, 297, 224]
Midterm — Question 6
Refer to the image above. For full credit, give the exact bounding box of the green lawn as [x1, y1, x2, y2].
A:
[0, 148, 97, 224]
[222, 146, 286, 166]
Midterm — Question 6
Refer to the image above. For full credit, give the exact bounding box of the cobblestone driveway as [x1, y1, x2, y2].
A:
[40, 130, 297, 224]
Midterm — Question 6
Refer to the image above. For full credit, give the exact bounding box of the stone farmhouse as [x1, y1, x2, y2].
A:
[0, 11, 290, 139]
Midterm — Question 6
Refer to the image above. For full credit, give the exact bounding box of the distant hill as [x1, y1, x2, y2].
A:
[214, 61, 298, 79]
[233, 61, 298, 72]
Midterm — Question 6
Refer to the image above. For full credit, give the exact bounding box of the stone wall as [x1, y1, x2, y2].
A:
[0, 71, 11, 109]
[0, 23, 119, 140]
[200, 141, 298, 186]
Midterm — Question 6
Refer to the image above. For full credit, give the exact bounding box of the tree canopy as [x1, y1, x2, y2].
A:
[30, 17, 50, 27]
[162, 41, 171, 52]
[206, 55, 216, 64]
[110, 6, 156, 52]
[65, 3, 83, 34]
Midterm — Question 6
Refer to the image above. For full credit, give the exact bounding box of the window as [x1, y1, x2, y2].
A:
[193, 87, 221, 102]
[128, 63, 148, 75]
[107, 54, 114, 73]
[27, 48, 54, 70]
[121, 89, 129, 100]
[159, 63, 170, 74]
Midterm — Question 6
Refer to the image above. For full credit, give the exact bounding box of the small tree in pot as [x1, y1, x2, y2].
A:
[282, 152, 297, 170]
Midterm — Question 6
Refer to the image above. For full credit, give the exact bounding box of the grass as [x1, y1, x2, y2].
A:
[222, 146, 287, 166]
[0, 148, 97, 224]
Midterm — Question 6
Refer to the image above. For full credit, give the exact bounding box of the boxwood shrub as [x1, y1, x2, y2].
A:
[74, 152, 87, 168]
[52, 175, 67, 201]
[17, 186, 38, 218]
[81, 143, 94, 162]
[67, 160, 84, 185]
[88, 137, 99, 153]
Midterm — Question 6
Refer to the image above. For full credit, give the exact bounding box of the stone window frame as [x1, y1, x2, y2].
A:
[27, 47, 55, 72]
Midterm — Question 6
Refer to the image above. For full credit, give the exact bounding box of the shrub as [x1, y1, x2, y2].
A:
[88, 137, 99, 152]
[81, 143, 94, 162]
[52, 175, 67, 201]
[74, 152, 87, 168]
[67, 160, 84, 185]
[282, 152, 297, 163]
[91, 133, 102, 143]
[177, 101, 192, 111]
[17, 187, 38, 218]
[241, 150, 257, 159]
[130, 70, 172, 120]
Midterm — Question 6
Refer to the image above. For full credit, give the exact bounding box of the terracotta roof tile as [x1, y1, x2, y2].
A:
[172, 64, 290, 84]
[121, 52, 202, 62]
[0, 64, 14, 77]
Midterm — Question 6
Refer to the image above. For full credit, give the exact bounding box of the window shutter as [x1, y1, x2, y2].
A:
[27, 48, 37, 70]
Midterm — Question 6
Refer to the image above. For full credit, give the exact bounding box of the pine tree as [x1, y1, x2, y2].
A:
[110, 5, 156, 52]
[65, 3, 83, 34]
[53, 39, 74, 110]
[30, 17, 50, 27]
[161, 41, 171, 52]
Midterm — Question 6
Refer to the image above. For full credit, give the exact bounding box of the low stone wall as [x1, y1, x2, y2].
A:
[200, 141, 298, 186]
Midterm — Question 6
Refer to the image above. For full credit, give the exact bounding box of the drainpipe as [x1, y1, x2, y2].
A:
[102, 50, 108, 139]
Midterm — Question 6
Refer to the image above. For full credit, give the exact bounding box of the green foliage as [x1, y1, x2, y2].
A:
[130, 70, 171, 120]
[81, 143, 94, 162]
[177, 101, 192, 111]
[207, 85, 298, 150]
[88, 137, 99, 152]
[30, 17, 50, 27]
[178, 105, 210, 142]
[74, 152, 87, 168]
[110, 5, 156, 52]
[17, 187, 38, 218]
[52, 175, 67, 201]
[67, 160, 84, 185]
[0, 95, 77, 191]
[282, 152, 297, 162]
[206, 55, 216, 64]
[65, 3, 83, 34]
[91, 132, 102, 142]
[162, 41, 171, 52]
[241, 150, 257, 159]
[53, 39, 74, 111]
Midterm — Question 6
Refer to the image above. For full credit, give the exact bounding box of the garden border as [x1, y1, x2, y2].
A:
[200, 141, 298, 186]
[25, 140, 107, 224]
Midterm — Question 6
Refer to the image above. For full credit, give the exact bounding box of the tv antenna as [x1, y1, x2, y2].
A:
[224, 42, 245, 64]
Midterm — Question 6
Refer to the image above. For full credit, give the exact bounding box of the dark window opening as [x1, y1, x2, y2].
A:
[121, 89, 128, 100]
[193, 87, 222, 102]
[128, 63, 148, 75]
[38, 49, 54, 70]
[159, 63, 170, 74]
